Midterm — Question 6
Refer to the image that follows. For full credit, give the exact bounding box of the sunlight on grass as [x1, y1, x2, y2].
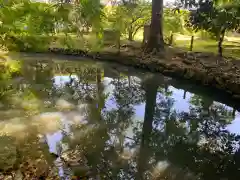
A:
[134, 29, 144, 41]
[51, 33, 99, 50]
[174, 34, 240, 59]
[51, 32, 240, 59]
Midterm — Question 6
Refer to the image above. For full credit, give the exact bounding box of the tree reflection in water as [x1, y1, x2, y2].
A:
[0, 57, 240, 179]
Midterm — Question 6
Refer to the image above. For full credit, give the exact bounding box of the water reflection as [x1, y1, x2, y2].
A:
[0, 56, 240, 179]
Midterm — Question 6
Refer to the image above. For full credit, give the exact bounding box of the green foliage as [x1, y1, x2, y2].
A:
[107, 1, 151, 40]
[66, 0, 104, 35]
[188, 1, 240, 40]
[0, 0, 105, 51]
[0, 0, 56, 51]
[0, 58, 21, 100]
[163, 9, 187, 34]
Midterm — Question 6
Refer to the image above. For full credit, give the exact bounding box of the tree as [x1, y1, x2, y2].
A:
[0, 0, 56, 51]
[136, 75, 159, 179]
[188, 0, 240, 56]
[107, 0, 151, 41]
[144, 0, 164, 53]
[163, 8, 190, 37]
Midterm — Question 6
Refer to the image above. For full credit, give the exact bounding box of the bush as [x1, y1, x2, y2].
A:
[3, 35, 53, 52]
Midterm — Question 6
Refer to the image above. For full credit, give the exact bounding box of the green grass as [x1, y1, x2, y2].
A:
[50, 32, 240, 59]
[132, 30, 240, 59]
[173, 35, 240, 59]
[50, 33, 96, 50]
[51, 32, 141, 53]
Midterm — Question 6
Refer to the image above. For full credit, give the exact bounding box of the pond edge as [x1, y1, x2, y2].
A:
[20, 48, 240, 107]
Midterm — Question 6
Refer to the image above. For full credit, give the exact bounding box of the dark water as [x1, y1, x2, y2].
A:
[1, 54, 240, 180]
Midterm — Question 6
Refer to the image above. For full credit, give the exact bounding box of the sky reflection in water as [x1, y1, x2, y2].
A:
[1, 57, 240, 179]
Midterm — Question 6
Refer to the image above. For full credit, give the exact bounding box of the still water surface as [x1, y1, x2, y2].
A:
[0, 54, 240, 179]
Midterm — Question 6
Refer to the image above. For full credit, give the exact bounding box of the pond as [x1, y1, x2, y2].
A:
[0, 53, 240, 180]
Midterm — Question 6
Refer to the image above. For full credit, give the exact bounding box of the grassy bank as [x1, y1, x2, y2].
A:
[174, 35, 240, 59]
[50, 32, 240, 60]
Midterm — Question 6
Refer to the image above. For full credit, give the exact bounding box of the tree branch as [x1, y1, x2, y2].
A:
[132, 25, 144, 38]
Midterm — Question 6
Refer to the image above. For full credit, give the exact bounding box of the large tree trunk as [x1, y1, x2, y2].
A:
[137, 75, 159, 179]
[144, 0, 164, 52]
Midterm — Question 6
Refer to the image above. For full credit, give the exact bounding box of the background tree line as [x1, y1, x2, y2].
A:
[1, 0, 240, 56]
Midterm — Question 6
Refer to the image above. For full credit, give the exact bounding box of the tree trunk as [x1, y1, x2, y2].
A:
[169, 32, 173, 45]
[164, 84, 168, 93]
[201, 98, 213, 118]
[144, 0, 164, 52]
[190, 35, 194, 51]
[218, 29, 225, 57]
[128, 27, 133, 41]
[137, 76, 158, 179]
[96, 68, 103, 121]
[232, 108, 236, 118]
[128, 32, 133, 41]
[183, 90, 187, 99]
[128, 76, 131, 87]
